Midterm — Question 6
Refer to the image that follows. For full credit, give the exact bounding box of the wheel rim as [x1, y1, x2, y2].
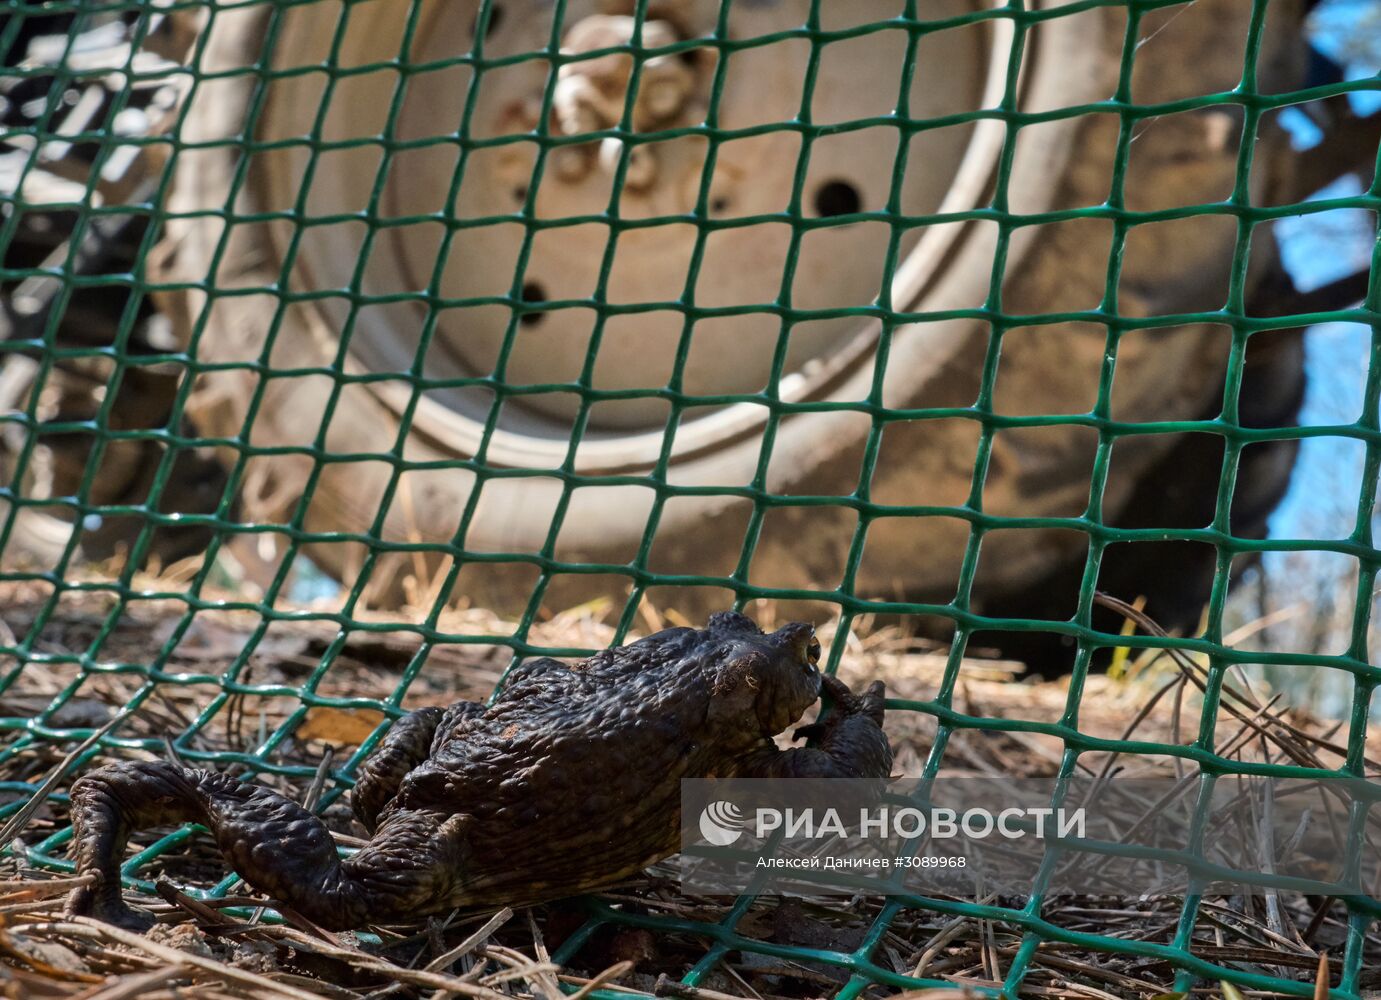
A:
[254, 0, 1050, 474]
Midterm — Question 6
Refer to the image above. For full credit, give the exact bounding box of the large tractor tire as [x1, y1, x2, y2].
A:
[154, 0, 1310, 637]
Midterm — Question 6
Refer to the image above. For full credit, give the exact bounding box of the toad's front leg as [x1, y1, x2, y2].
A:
[740, 676, 892, 780]
[65, 760, 469, 930]
[353, 701, 484, 833]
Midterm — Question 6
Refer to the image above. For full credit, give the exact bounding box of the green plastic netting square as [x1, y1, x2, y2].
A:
[0, 0, 1379, 996]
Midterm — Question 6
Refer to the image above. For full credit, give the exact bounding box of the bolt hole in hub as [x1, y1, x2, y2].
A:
[813, 179, 862, 219]
[520, 282, 548, 327]
[471, 3, 504, 39]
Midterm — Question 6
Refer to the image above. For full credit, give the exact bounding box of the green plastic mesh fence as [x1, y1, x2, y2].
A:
[1, 0, 1379, 996]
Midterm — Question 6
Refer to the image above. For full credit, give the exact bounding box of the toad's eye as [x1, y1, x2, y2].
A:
[807, 637, 821, 666]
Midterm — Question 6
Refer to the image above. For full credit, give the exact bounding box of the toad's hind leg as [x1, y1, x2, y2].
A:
[65, 760, 467, 931]
[352, 702, 484, 833]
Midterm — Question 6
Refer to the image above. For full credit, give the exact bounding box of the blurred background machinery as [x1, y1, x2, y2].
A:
[2, 0, 1377, 669]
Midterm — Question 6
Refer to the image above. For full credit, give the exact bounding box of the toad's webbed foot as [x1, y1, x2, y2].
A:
[742, 676, 892, 779]
[65, 760, 468, 931]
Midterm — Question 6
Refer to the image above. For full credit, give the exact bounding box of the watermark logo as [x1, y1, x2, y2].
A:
[680, 776, 1377, 898]
[699, 800, 746, 846]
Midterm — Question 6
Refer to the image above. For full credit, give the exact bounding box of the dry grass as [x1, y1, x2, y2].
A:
[0, 581, 1376, 999]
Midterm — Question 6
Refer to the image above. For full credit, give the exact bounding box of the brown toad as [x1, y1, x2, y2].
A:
[65, 612, 891, 930]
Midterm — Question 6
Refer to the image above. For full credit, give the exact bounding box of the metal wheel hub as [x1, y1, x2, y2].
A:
[259, 0, 1012, 468]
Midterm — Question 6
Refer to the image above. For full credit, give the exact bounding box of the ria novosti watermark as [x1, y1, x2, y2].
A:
[699, 798, 1084, 845]
[679, 776, 1381, 898]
